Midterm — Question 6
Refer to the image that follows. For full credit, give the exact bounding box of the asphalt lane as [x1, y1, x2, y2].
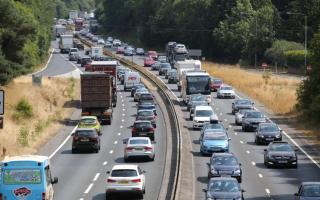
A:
[112, 50, 320, 200]
[38, 43, 167, 200]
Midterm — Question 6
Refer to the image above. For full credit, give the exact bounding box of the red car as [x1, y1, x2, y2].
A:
[116, 47, 125, 54]
[148, 51, 158, 60]
[210, 78, 223, 91]
[144, 57, 155, 67]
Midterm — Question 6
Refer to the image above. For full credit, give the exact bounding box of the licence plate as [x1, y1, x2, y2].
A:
[266, 138, 274, 141]
[81, 139, 89, 142]
[135, 148, 143, 151]
[278, 160, 287, 163]
[119, 180, 129, 184]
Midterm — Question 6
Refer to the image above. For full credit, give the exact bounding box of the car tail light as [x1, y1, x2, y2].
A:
[91, 137, 98, 141]
[131, 178, 141, 183]
[73, 136, 79, 141]
[132, 128, 136, 134]
[126, 147, 134, 151]
[42, 193, 45, 200]
[0, 193, 3, 200]
[148, 128, 155, 132]
[144, 147, 153, 151]
[107, 179, 116, 183]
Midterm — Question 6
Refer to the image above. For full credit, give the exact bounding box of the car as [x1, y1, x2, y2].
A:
[130, 84, 145, 97]
[168, 71, 178, 84]
[255, 123, 282, 145]
[97, 39, 105, 45]
[107, 36, 113, 42]
[165, 69, 176, 79]
[294, 182, 320, 199]
[242, 110, 267, 132]
[148, 50, 158, 60]
[207, 153, 242, 183]
[210, 78, 223, 92]
[193, 106, 216, 129]
[136, 48, 145, 55]
[134, 89, 149, 102]
[69, 48, 79, 55]
[92, 36, 99, 42]
[131, 120, 155, 141]
[81, 56, 92, 68]
[69, 52, 79, 61]
[124, 137, 155, 161]
[203, 177, 245, 200]
[71, 128, 100, 153]
[159, 63, 171, 76]
[106, 165, 146, 199]
[217, 85, 236, 99]
[157, 55, 167, 63]
[113, 39, 121, 47]
[78, 116, 102, 135]
[151, 61, 161, 71]
[190, 101, 209, 120]
[199, 130, 230, 155]
[136, 110, 156, 127]
[174, 43, 188, 54]
[232, 99, 254, 114]
[264, 141, 298, 168]
[137, 101, 157, 116]
[116, 47, 125, 54]
[144, 57, 155, 67]
[124, 48, 134, 56]
[104, 41, 112, 48]
[187, 94, 208, 111]
[234, 109, 251, 125]
[139, 93, 155, 104]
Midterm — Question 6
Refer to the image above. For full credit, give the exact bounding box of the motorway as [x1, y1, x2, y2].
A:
[36, 42, 167, 200]
[110, 48, 320, 200]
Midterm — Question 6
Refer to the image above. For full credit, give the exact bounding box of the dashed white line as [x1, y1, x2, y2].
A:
[122, 113, 126, 116]
[251, 161, 256, 166]
[220, 113, 223, 116]
[234, 132, 238, 135]
[228, 125, 232, 128]
[121, 119, 125, 122]
[118, 132, 121, 136]
[120, 96, 123, 98]
[114, 141, 118, 144]
[122, 104, 125, 107]
[121, 99, 124, 102]
[246, 150, 250, 154]
[109, 150, 114, 154]
[258, 173, 263, 178]
[93, 173, 100, 182]
[224, 119, 228, 122]
[240, 140, 244, 144]
[120, 125, 123, 129]
[103, 161, 108, 166]
[265, 188, 271, 197]
[122, 108, 126, 111]
[84, 183, 94, 194]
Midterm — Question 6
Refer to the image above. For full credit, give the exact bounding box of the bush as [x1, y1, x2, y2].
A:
[18, 127, 29, 147]
[12, 98, 33, 121]
[284, 50, 306, 68]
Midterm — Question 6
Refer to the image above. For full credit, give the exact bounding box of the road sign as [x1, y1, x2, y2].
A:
[0, 90, 4, 115]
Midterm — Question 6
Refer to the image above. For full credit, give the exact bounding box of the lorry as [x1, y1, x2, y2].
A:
[174, 60, 202, 91]
[166, 41, 188, 65]
[0, 155, 58, 200]
[85, 61, 118, 106]
[53, 24, 66, 38]
[81, 73, 114, 125]
[59, 34, 73, 53]
[124, 71, 141, 91]
[74, 18, 84, 31]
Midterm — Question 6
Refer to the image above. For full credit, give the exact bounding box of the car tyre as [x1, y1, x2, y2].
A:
[137, 193, 143, 199]
[238, 176, 242, 183]
[150, 155, 155, 161]
[124, 157, 129, 162]
[72, 148, 77, 154]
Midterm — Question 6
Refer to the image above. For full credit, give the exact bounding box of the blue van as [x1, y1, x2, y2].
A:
[0, 155, 58, 200]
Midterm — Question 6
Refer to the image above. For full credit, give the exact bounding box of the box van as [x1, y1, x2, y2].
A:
[91, 46, 103, 58]
[0, 155, 58, 200]
[124, 71, 140, 91]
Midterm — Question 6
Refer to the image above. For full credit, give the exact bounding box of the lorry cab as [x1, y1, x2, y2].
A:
[0, 155, 58, 200]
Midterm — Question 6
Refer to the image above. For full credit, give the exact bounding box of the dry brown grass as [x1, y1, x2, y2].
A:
[203, 62, 301, 114]
[0, 76, 79, 157]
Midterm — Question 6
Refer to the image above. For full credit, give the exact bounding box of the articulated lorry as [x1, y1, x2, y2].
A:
[81, 73, 114, 125]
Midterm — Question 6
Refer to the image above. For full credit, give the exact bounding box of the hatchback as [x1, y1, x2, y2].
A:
[124, 137, 155, 161]
[136, 110, 156, 127]
[72, 128, 100, 153]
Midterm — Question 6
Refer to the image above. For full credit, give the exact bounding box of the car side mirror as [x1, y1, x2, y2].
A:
[232, 103, 234, 105]
[106, 171, 110, 174]
[226, 127, 229, 130]
[123, 139, 127, 144]
[242, 189, 246, 193]
[239, 163, 242, 166]
[52, 177, 58, 184]
[280, 129, 283, 132]
[264, 149, 267, 152]
[294, 148, 299, 151]
[228, 138, 231, 141]
[202, 189, 207, 193]
[206, 162, 210, 167]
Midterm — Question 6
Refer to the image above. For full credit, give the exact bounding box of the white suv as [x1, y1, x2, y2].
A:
[193, 105, 217, 129]
[106, 165, 146, 198]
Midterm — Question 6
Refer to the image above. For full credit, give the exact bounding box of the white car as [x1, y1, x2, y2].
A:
[193, 105, 216, 129]
[174, 44, 188, 54]
[124, 137, 155, 161]
[97, 39, 105, 45]
[235, 109, 251, 125]
[106, 165, 146, 198]
[217, 85, 236, 99]
[113, 39, 121, 46]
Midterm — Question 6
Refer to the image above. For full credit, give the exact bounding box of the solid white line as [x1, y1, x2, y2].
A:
[246, 150, 250, 154]
[109, 150, 113, 154]
[32, 49, 54, 75]
[265, 188, 271, 197]
[251, 161, 256, 166]
[258, 173, 263, 178]
[93, 173, 100, 182]
[103, 161, 108, 166]
[49, 125, 78, 159]
[84, 183, 94, 194]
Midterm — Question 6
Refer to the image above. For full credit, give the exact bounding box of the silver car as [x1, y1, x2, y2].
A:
[124, 137, 155, 161]
[134, 89, 149, 102]
[235, 109, 251, 125]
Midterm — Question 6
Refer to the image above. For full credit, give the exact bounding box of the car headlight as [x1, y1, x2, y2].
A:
[275, 134, 281, 138]
[234, 169, 241, 174]
[210, 168, 217, 174]
[258, 134, 264, 138]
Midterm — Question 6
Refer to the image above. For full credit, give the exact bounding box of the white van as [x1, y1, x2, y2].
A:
[124, 71, 141, 91]
[91, 46, 103, 58]
[193, 105, 217, 129]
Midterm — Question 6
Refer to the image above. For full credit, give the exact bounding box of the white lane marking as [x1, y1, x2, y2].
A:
[235, 93, 320, 168]
[228, 125, 232, 128]
[84, 183, 94, 194]
[265, 188, 271, 197]
[122, 108, 126, 111]
[121, 119, 125, 122]
[103, 161, 108, 166]
[120, 96, 123, 98]
[224, 119, 228, 122]
[118, 132, 121, 136]
[216, 108, 220, 110]
[109, 150, 114, 154]
[234, 132, 238, 135]
[119, 92, 122, 95]
[122, 104, 125, 107]
[120, 125, 123, 129]
[33, 49, 54, 74]
[246, 150, 250, 154]
[220, 113, 223, 116]
[80, 198, 84, 200]
[121, 99, 124, 102]
[240, 140, 244, 144]
[251, 161, 256, 166]
[258, 173, 263, 178]
[114, 141, 118, 145]
[93, 173, 100, 182]
[49, 125, 78, 159]
[122, 113, 126, 116]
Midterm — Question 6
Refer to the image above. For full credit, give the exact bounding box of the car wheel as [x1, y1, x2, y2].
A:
[190, 116, 193, 120]
[255, 137, 259, 145]
[238, 176, 242, 183]
[150, 136, 155, 141]
[150, 155, 155, 161]
[242, 126, 245, 131]
[72, 148, 77, 154]
[137, 193, 143, 199]
[124, 157, 129, 162]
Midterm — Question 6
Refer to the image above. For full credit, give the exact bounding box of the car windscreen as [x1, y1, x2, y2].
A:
[3, 169, 42, 185]
[246, 112, 263, 118]
[301, 185, 320, 197]
[209, 180, 241, 192]
[140, 94, 153, 99]
[238, 109, 250, 115]
[111, 169, 137, 177]
[270, 144, 293, 151]
[76, 130, 96, 137]
[213, 80, 222, 84]
[204, 134, 227, 140]
[129, 139, 149, 145]
[195, 110, 213, 117]
[259, 124, 278, 132]
[212, 156, 238, 166]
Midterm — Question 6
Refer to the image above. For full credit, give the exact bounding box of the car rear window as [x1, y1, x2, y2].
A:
[140, 94, 153, 99]
[111, 169, 137, 177]
[129, 139, 149, 145]
[134, 122, 152, 128]
[80, 118, 96, 125]
[138, 111, 153, 116]
[76, 130, 96, 137]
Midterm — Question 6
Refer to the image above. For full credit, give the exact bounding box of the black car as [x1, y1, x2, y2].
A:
[232, 99, 254, 114]
[255, 123, 282, 145]
[131, 84, 145, 97]
[203, 177, 245, 200]
[294, 182, 320, 199]
[264, 141, 298, 168]
[242, 110, 267, 132]
[207, 153, 242, 182]
[138, 101, 157, 115]
[131, 120, 155, 141]
[81, 56, 92, 68]
[72, 128, 100, 153]
[168, 72, 178, 84]
[159, 63, 171, 76]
